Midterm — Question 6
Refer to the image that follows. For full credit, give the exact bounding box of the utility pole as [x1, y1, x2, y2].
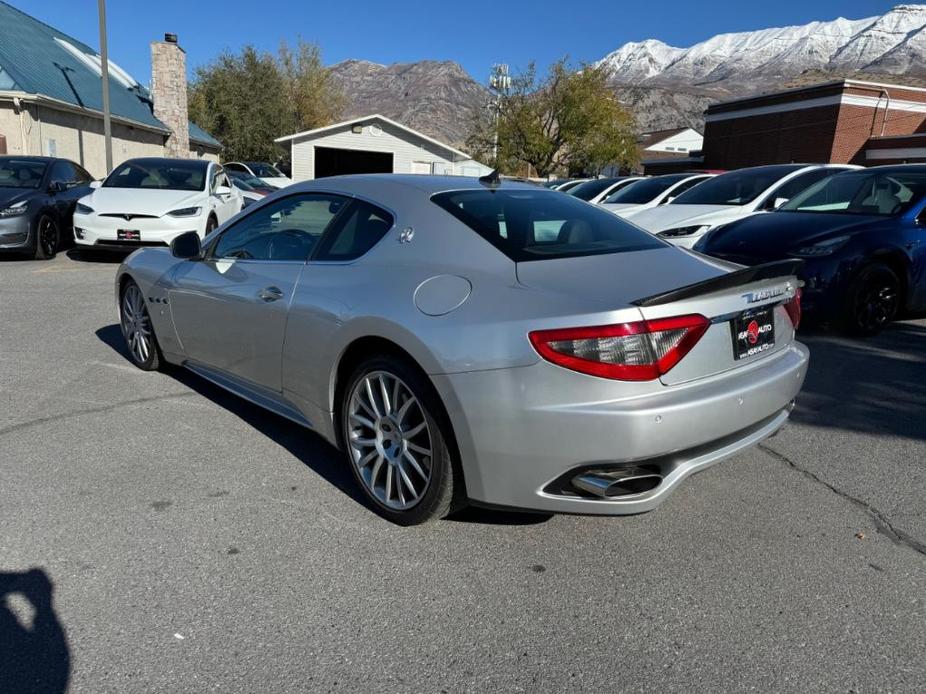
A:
[98, 0, 113, 174]
[488, 64, 510, 165]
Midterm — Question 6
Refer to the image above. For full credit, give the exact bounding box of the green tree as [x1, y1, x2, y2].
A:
[467, 59, 637, 177]
[189, 40, 344, 162]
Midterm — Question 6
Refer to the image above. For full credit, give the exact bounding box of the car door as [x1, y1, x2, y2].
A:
[208, 165, 240, 224]
[168, 193, 348, 391]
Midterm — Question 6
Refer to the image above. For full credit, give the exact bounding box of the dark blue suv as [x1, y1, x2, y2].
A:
[695, 165, 926, 336]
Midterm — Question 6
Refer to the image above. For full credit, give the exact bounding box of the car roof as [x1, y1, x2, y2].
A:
[119, 157, 210, 168]
[294, 174, 541, 196]
[0, 155, 56, 163]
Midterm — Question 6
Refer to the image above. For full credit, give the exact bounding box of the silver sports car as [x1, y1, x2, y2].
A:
[115, 174, 809, 525]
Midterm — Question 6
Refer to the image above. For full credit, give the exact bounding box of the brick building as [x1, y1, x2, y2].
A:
[702, 79, 926, 170]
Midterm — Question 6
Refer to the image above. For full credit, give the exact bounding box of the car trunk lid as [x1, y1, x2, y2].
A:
[516, 251, 801, 386]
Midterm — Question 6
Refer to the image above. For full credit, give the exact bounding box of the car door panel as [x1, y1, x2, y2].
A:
[168, 259, 303, 390]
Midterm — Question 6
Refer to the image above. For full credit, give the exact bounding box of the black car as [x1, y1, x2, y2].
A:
[0, 156, 95, 259]
[695, 165, 926, 336]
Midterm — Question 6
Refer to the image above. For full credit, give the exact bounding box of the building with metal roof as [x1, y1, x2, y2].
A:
[0, 1, 220, 177]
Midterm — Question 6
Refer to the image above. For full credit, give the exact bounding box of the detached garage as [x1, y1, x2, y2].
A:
[276, 114, 490, 181]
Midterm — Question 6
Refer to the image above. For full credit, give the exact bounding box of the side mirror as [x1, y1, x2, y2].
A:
[773, 197, 789, 209]
[661, 196, 675, 205]
[170, 231, 202, 259]
[216, 185, 232, 196]
[89, 180, 102, 189]
[48, 181, 66, 194]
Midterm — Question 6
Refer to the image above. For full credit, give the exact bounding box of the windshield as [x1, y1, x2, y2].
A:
[567, 178, 623, 201]
[229, 171, 270, 189]
[103, 160, 207, 191]
[432, 188, 665, 262]
[780, 171, 926, 216]
[671, 165, 803, 206]
[603, 175, 689, 204]
[247, 162, 284, 178]
[0, 159, 47, 189]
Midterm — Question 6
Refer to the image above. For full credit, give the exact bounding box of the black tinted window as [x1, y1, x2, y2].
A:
[671, 165, 804, 205]
[432, 188, 665, 262]
[604, 175, 688, 204]
[50, 160, 77, 186]
[567, 178, 624, 201]
[212, 194, 347, 261]
[764, 169, 835, 208]
[0, 159, 47, 188]
[315, 200, 393, 261]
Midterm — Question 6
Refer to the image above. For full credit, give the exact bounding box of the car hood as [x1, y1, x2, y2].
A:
[702, 211, 889, 260]
[0, 188, 37, 208]
[628, 204, 745, 232]
[81, 188, 204, 216]
[515, 246, 728, 308]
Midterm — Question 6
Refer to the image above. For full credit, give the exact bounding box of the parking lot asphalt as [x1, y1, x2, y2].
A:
[1, 253, 924, 693]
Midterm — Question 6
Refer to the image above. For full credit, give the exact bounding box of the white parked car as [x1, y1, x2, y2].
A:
[629, 164, 859, 248]
[599, 173, 714, 219]
[223, 161, 292, 188]
[567, 176, 645, 204]
[73, 158, 242, 250]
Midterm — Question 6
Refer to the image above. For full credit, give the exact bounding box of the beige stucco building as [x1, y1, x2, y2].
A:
[0, 4, 220, 178]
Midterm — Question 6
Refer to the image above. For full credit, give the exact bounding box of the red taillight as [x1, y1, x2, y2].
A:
[784, 288, 802, 330]
[529, 314, 710, 381]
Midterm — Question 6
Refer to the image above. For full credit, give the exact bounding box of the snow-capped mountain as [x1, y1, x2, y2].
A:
[598, 5, 926, 87]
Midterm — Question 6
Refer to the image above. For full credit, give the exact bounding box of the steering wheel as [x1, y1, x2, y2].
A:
[269, 229, 315, 260]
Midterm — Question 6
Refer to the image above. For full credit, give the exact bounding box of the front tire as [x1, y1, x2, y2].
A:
[204, 215, 218, 236]
[843, 262, 901, 337]
[33, 214, 59, 260]
[119, 280, 163, 371]
[340, 356, 463, 525]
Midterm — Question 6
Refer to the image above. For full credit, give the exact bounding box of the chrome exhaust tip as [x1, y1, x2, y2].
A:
[572, 468, 663, 498]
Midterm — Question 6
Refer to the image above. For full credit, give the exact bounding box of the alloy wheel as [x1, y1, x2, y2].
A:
[121, 284, 153, 364]
[854, 270, 899, 333]
[38, 216, 58, 257]
[346, 370, 433, 510]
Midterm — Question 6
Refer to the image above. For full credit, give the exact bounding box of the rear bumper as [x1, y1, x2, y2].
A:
[434, 341, 809, 515]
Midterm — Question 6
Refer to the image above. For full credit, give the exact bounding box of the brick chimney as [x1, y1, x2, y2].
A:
[150, 33, 190, 158]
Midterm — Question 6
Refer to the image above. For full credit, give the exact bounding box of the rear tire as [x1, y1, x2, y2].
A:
[340, 355, 464, 525]
[119, 279, 163, 371]
[33, 214, 59, 260]
[842, 262, 901, 337]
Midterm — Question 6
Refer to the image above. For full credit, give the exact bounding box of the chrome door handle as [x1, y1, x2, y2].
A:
[259, 286, 284, 302]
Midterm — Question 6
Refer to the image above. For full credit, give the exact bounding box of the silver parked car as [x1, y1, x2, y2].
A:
[115, 175, 809, 525]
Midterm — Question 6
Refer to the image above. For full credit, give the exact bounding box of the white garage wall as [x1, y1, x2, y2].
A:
[290, 119, 467, 181]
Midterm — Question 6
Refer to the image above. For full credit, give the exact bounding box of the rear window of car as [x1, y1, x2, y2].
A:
[431, 188, 665, 262]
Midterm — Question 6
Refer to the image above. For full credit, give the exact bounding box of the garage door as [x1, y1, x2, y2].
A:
[315, 147, 393, 178]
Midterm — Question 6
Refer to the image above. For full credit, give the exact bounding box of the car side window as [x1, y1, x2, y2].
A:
[210, 194, 348, 262]
[72, 163, 93, 185]
[224, 163, 246, 173]
[666, 176, 707, 201]
[49, 160, 78, 189]
[314, 200, 394, 261]
[765, 170, 834, 209]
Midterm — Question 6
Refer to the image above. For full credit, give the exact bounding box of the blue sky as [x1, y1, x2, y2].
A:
[10, 0, 901, 86]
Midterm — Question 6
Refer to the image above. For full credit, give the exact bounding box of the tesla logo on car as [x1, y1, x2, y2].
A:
[123, 214, 133, 221]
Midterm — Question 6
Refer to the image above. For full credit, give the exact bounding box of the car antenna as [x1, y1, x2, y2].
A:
[479, 169, 501, 189]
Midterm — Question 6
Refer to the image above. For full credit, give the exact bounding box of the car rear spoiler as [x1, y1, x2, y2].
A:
[631, 259, 803, 307]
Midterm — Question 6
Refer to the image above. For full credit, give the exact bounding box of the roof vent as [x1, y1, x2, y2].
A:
[164, 33, 178, 44]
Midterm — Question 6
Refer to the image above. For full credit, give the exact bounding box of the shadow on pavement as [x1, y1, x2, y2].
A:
[66, 248, 127, 264]
[794, 320, 926, 441]
[0, 568, 70, 694]
[95, 324, 551, 526]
